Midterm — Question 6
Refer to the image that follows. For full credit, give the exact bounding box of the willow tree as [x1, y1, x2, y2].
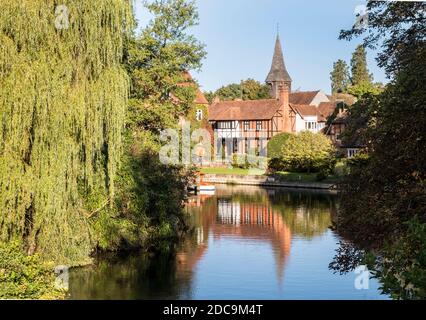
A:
[0, 0, 133, 264]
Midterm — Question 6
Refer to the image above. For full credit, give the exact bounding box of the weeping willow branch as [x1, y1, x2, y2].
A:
[0, 0, 134, 265]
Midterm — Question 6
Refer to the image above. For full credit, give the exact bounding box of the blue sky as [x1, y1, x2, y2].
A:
[134, 0, 388, 95]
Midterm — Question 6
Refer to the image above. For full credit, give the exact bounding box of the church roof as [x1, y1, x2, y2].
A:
[208, 99, 281, 121]
[266, 35, 292, 83]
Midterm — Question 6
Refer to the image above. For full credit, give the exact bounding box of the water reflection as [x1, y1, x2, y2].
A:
[69, 185, 387, 299]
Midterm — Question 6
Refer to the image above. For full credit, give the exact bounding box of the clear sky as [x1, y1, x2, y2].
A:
[134, 0, 388, 95]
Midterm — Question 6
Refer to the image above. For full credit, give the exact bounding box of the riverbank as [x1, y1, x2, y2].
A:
[202, 174, 337, 191]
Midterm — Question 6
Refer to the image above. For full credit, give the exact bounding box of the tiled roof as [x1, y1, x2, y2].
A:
[317, 102, 337, 122]
[327, 93, 357, 106]
[289, 91, 320, 105]
[208, 99, 281, 121]
[290, 104, 318, 118]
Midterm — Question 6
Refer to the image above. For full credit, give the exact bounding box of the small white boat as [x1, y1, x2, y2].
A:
[199, 190, 215, 196]
[199, 185, 216, 192]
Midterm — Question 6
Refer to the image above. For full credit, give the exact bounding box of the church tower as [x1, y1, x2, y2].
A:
[266, 35, 293, 132]
[266, 34, 292, 98]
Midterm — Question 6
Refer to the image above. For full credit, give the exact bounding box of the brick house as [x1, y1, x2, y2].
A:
[208, 35, 338, 158]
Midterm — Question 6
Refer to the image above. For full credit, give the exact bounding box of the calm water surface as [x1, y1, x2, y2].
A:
[69, 185, 389, 300]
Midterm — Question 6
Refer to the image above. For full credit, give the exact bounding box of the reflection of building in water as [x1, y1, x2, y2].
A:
[217, 199, 241, 225]
[180, 191, 292, 283]
[180, 185, 334, 284]
[214, 199, 292, 282]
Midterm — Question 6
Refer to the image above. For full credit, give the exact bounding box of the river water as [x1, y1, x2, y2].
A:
[69, 185, 389, 300]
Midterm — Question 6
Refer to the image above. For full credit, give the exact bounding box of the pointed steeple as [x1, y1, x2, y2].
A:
[266, 35, 292, 84]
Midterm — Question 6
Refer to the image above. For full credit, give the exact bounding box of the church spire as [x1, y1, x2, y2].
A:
[266, 35, 292, 84]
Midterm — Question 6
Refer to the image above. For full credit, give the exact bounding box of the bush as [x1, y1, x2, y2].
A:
[268, 157, 286, 172]
[376, 217, 426, 299]
[232, 153, 267, 170]
[267, 133, 292, 158]
[333, 159, 349, 177]
[280, 131, 337, 173]
[0, 242, 66, 299]
[316, 171, 328, 181]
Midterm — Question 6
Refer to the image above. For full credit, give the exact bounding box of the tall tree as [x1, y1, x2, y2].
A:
[110, 0, 205, 252]
[0, 0, 133, 264]
[336, 1, 426, 298]
[126, 0, 206, 103]
[350, 44, 373, 86]
[330, 59, 350, 93]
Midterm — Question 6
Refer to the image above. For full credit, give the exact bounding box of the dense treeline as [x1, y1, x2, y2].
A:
[333, 1, 426, 299]
[205, 79, 270, 103]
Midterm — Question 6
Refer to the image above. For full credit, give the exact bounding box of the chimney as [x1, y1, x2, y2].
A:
[278, 83, 292, 132]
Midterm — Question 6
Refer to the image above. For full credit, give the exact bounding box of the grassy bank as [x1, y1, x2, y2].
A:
[275, 171, 339, 183]
[200, 167, 339, 184]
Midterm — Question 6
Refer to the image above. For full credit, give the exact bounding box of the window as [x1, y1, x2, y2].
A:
[195, 109, 203, 121]
[256, 121, 262, 131]
[217, 121, 235, 129]
[244, 121, 250, 131]
[305, 121, 317, 131]
[347, 148, 359, 158]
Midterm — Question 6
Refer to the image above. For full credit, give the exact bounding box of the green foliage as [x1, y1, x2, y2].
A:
[267, 157, 286, 173]
[279, 132, 337, 174]
[337, 1, 426, 245]
[0, 241, 65, 299]
[98, 0, 204, 253]
[0, 0, 133, 265]
[125, 0, 206, 102]
[333, 159, 350, 177]
[231, 153, 268, 170]
[267, 133, 292, 159]
[376, 217, 426, 299]
[206, 78, 270, 103]
[350, 45, 373, 86]
[335, 2, 426, 299]
[330, 59, 350, 94]
[347, 80, 383, 99]
[340, 2, 426, 77]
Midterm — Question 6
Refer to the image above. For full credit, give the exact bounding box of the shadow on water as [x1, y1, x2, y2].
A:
[69, 185, 389, 300]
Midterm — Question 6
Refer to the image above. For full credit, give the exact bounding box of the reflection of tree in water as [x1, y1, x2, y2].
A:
[268, 189, 336, 239]
[206, 186, 337, 239]
[183, 185, 337, 283]
[69, 186, 341, 299]
[69, 251, 193, 299]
